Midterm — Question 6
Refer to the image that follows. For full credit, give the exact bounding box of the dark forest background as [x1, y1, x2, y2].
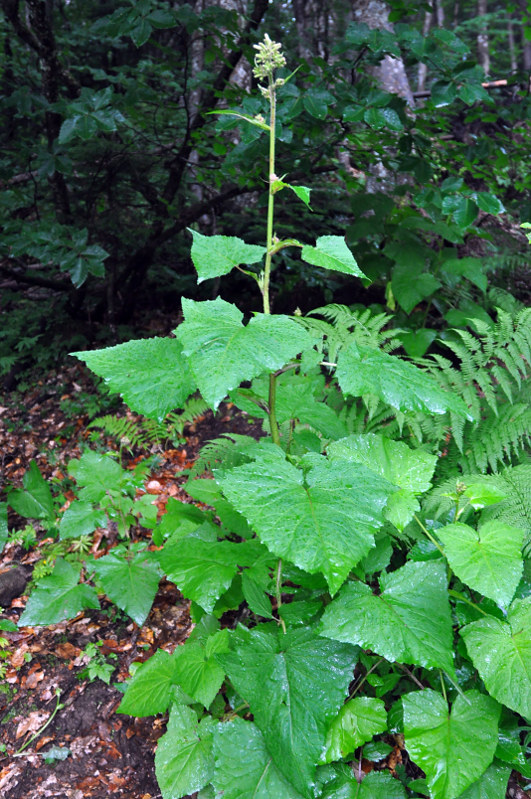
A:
[1, 0, 530, 388]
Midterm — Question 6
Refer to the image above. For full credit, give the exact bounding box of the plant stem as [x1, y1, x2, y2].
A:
[413, 514, 445, 557]
[262, 73, 276, 317]
[261, 69, 281, 447]
[268, 372, 280, 446]
[349, 657, 384, 699]
[439, 670, 448, 704]
[275, 558, 287, 634]
[448, 588, 488, 616]
[16, 690, 63, 755]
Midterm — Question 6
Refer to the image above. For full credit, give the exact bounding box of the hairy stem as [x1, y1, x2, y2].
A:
[262, 69, 281, 447]
[275, 558, 287, 634]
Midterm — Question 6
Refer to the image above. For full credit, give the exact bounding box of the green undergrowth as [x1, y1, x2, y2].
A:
[2, 37, 531, 799]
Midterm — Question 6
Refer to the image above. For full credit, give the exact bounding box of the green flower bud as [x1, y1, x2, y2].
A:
[252, 34, 286, 81]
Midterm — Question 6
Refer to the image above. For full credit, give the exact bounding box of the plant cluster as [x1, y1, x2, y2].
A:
[2, 38, 531, 799]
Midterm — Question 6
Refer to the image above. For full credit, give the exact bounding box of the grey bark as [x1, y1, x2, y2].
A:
[477, 0, 490, 76]
[518, 0, 531, 71]
[417, 8, 433, 94]
[352, 0, 414, 106]
[507, 17, 517, 74]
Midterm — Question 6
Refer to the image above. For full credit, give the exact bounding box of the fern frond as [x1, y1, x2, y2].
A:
[166, 395, 210, 437]
[189, 434, 258, 478]
[304, 304, 402, 363]
[88, 414, 153, 450]
[477, 465, 531, 553]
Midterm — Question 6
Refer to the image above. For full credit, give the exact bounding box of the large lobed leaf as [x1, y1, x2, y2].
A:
[176, 298, 314, 411]
[188, 230, 265, 283]
[336, 341, 472, 418]
[217, 449, 397, 595]
[321, 696, 387, 763]
[301, 236, 366, 279]
[318, 765, 407, 799]
[91, 544, 161, 626]
[217, 624, 357, 798]
[18, 559, 99, 627]
[156, 537, 265, 613]
[213, 718, 305, 799]
[461, 598, 531, 719]
[155, 704, 215, 799]
[327, 433, 437, 493]
[320, 561, 454, 673]
[68, 450, 125, 503]
[73, 337, 196, 421]
[438, 520, 523, 606]
[8, 461, 54, 521]
[402, 689, 500, 799]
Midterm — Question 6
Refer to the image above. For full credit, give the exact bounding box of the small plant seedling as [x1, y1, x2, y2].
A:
[78, 641, 118, 685]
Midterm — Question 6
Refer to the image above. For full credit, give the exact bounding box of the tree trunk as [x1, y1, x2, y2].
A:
[507, 17, 517, 74]
[353, 0, 414, 105]
[417, 8, 433, 94]
[477, 0, 490, 76]
[435, 0, 444, 29]
[519, 0, 531, 72]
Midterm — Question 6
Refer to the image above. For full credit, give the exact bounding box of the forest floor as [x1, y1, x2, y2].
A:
[0, 361, 263, 799]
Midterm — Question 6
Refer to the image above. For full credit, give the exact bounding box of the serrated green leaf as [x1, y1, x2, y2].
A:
[438, 521, 523, 605]
[8, 461, 54, 520]
[155, 704, 215, 798]
[92, 545, 161, 626]
[328, 433, 437, 493]
[320, 561, 454, 673]
[464, 482, 507, 510]
[18, 559, 99, 626]
[459, 762, 510, 799]
[461, 598, 531, 718]
[392, 267, 441, 315]
[286, 184, 312, 208]
[118, 649, 177, 716]
[458, 82, 490, 104]
[301, 236, 366, 279]
[217, 450, 396, 594]
[173, 638, 228, 708]
[337, 341, 471, 418]
[403, 689, 500, 799]
[213, 718, 305, 799]
[399, 328, 437, 358]
[217, 625, 356, 797]
[319, 765, 406, 799]
[384, 488, 420, 532]
[188, 230, 265, 283]
[176, 298, 313, 410]
[73, 337, 196, 421]
[68, 451, 123, 503]
[157, 537, 259, 613]
[442, 256, 487, 293]
[59, 500, 106, 539]
[322, 697, 387, 763]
